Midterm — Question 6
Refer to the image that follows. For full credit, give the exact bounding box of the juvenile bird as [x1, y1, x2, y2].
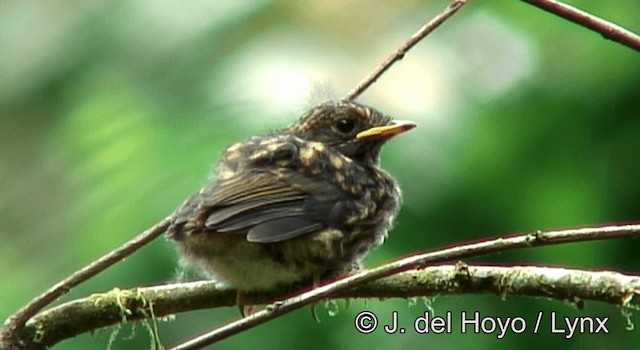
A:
[168, 100, 415, 294]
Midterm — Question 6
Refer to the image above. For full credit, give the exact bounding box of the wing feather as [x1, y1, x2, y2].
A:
[183, 170, 345, 242]
[247, 218, 324, 243]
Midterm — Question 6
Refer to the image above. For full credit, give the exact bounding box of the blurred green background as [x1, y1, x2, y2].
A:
[1, 0, 639, 349]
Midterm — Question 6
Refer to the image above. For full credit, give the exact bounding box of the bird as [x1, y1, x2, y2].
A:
[167, 99, 415, 296]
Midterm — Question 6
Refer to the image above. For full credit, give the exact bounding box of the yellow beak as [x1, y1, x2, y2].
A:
[355, 120, 416, 141]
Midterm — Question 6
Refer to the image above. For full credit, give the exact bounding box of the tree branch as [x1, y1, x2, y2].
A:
[22, 263, 640, 349]
[344, 0, 468, 101]
[521, 0, 640, 52]
[1, 216, 171, 342]
[170, 223, 640, 350]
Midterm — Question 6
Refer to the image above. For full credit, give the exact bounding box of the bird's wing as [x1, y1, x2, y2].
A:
[175, 170, 348, 243]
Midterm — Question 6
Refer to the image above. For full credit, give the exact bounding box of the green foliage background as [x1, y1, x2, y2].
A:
[1, 1, 639, 349]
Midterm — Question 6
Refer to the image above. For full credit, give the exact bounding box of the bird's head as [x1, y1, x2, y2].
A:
[289, 100, 416, 165]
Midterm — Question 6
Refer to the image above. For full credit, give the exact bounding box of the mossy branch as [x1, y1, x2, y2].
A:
[12, 264, 640, 349]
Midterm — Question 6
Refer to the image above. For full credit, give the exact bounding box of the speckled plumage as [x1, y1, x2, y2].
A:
[168, 100, 415, 292]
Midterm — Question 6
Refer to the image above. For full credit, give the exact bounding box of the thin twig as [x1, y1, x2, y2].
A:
[522, 0, 640, 52]
[23, 264, 640, 347]
[344, 0, 468, 101]
[170, 224, 640, 350]
[2, 216, 171, 335]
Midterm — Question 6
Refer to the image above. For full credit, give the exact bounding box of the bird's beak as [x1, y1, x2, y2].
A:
[356, 120, 416, 141]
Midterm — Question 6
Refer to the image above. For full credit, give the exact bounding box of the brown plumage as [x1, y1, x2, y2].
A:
[168, 100, 415, 292]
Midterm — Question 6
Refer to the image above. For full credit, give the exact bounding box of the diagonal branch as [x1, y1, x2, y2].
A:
[2, 216, 171, 337]
[522, 0, 640, 52]
[170, 224, 640, 350]
[344, 0, 468, 101]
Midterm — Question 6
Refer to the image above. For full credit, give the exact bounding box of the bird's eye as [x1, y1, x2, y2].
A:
[335, 118, 355, 133]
